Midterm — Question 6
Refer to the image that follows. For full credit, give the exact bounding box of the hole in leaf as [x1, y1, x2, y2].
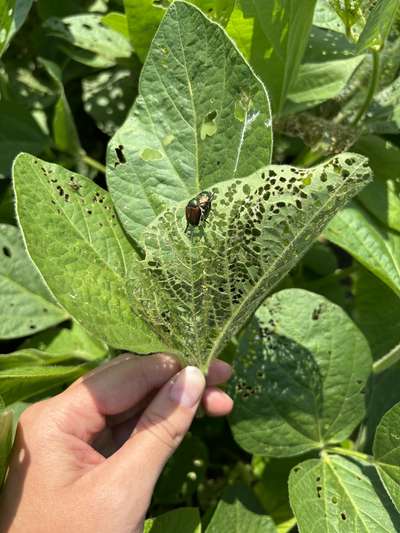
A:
[340, 512, 347, 521]
[2, 246, 11, 258]
[200, 110, 218, 140]
[115, 145, 126, 164]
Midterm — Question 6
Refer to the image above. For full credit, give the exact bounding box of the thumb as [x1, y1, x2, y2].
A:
[104, 366, 205, 498]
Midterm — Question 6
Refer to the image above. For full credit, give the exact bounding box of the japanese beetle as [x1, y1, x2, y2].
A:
[185, 190, 215, 233]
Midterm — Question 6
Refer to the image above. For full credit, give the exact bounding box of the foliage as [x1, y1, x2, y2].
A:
[1, 0, 400, 530]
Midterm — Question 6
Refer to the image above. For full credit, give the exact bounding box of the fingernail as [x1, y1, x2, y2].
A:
[169, 366, 205, 408]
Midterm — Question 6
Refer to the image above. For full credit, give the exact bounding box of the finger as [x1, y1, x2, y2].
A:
[53, 353, 180, 442]
[102, 366, 205, 498]
[206, 359, 233, 386]
[202, 387, 234, 417]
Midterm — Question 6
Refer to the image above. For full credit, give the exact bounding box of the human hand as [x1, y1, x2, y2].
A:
[0, 354, 233, 533]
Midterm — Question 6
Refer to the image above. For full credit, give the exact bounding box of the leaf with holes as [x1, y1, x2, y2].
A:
[13, 153, 168, 354]
[289, 455, 400, 532]
[228, 289, 371, 457]
[0, 224, 68, 339]
[128, 154, 372, 370]
[107, 1, 273, 241]
[373, 401, 400, 513]
[325, 201, 400, 298]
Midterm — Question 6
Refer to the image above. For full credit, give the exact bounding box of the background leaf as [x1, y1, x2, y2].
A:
[227, 0, 317, 114]
[130, 154, 372, 369]
[0, 223, 68, 338]
[206, 484, 276, 533]
[144, 507, 201, 533]
[13, 154, 168, 353]
[356, 0, 400, 53]
[229, 289, 371, 457]
[0, 407, 13, 487]
[107, 0, 272, 241]
[325, 202, 400, 297]
[289, 454, 400, 531]
[373, 401, 400, 512]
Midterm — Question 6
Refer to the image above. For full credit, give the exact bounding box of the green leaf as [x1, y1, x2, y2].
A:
[366, 76, 400, 135]
[0, 408, 13, 486]
[123, 0, 235, 62]
[154, 433, 208, 504]
[365, 363, 400, 452]
[144, 508, 201, 533]
[313, 0, 347, 33]
[229, 289, 372, 457]
[355, 135, 400, 233]
[287, 55, 364, 110]
[44, 14, 132, 68]
[130, 154, 372, 369]
[107, 0, 273, 240]
[227, 0, 317, 114]
[206, 484, 276, 533]
[373, 401, 400, 512]
[356, 0, 400, 53]
[20, 321, 109, 361]
[0, 224, 68, 338]
[101, 11, 130, 39]
[353, 267, 400, 360]
[325, 201, 400, 297]
[0, 98, 50, 178]
[0, 363, 92, 405]
[0, 0, 33, 58]
[82, 66, 138, 136]
[289, 454, 400, 531]
[13, 153, 168, 354]
[40, 58, 81, 156]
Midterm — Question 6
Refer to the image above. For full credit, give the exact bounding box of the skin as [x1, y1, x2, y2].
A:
[0, 353, 233, 533]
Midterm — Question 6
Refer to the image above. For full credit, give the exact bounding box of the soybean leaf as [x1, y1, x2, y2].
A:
[354, 267, 400, 360]
[357, 0, 400, 53]
[144, 508, 201, 533]
[44, 14, 132, 68]
[154, 433, 208, 504]
[101, 12, 129, 39]
[206, 484, 276, 533]
[227, 0, 317, 114]
[129, 154, 372, 369]
[365, 363, 400, 452]
[123, 0, 235, 62]
[107, 0, 273, 241]
[355, 135, 400, 233]
[20, 321, 109, 362]
[0, 98, 50, 178]
[228, 289, 371, 457]
[0, 363, 92, 405]
[0, 224, 68, 339]
[313, 0, 346, 33]
[366, 76, 400, 134]
[82, 66, 138, 136]
[289, 455, 400, 531]
[0, 407, 13, 487]
[13, 153, 168, 354]
[373, 401, 400, 512]
[0, 0, 33, 58]
[325, 201, 400, 297]
[40, 59, 81, 157]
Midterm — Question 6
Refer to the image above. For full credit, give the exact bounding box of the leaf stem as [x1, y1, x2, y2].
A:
[325, 446, 373, 463]
[81, 153, 106, 174]
[373, 342, 400, 375]
[351, 50, 380, 126]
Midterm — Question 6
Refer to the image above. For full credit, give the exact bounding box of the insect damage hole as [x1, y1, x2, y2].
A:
[2, 246, 11, 258]
[115, 145, 126, 164]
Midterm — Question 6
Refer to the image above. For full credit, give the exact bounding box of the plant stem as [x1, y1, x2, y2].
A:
[81, 153, 106, 174]
[351, 50, 380, 126]
[326, 446, 373, 463]
[294, 146, 326, 168]
[373, 342, 400, 375]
